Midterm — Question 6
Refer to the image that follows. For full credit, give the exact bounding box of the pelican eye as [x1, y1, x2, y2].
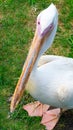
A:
[38, 21, 40, 25]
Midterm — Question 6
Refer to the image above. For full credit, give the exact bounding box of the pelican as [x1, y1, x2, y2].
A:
[10, 3, 73, 130]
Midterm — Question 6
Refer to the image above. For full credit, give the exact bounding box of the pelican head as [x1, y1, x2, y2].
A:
[10, 3, 58, 112]
[37, 3, 58, 38]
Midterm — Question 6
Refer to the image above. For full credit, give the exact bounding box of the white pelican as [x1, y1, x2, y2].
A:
[10, 3, 73, 130]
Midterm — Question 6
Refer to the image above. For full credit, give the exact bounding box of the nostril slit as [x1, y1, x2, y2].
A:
[49, 23, 53, 29]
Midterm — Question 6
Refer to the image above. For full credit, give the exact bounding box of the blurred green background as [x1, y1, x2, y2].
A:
[0, 0, 73, 129]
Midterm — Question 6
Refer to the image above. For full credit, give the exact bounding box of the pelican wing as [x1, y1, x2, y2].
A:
[38, 55, 64, 67]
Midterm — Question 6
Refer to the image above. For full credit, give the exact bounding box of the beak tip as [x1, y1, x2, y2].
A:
[10, 99, 16, 113]
[10, 106, 15, 113]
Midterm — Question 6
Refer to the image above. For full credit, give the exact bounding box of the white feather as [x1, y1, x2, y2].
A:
[26, 55, 73, 109]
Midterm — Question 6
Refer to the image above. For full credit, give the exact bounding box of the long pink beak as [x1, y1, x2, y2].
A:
[10, 30, 44, 112]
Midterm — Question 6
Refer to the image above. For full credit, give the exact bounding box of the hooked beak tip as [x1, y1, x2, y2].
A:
[10, 104, 15, 113]
[10, 92, 22, 113]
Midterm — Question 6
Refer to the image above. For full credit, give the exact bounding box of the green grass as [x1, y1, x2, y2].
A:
[0, 0, 73, 129]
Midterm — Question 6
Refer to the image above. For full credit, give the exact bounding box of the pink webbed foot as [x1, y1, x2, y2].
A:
[23, 101, 50, 116]
[41, 108, 61, 130]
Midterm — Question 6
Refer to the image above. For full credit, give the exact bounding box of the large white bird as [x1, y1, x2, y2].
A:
[10, 3, 73, 130]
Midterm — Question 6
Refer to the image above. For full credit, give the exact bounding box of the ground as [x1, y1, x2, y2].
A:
[0, 0, 73, 129]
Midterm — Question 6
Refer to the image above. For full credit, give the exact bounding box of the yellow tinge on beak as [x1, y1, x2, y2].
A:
[10, 30, 44, 112]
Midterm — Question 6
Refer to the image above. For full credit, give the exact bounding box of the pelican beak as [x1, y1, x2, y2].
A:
[10, 30, 44, 112]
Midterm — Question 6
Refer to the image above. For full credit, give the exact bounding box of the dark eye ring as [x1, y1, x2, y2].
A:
[38, 21, 40, 25]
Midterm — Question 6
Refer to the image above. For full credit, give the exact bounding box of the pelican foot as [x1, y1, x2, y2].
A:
[23, 101, 50, 116]
[41, 108, 61, 130]
[23, 102, 61, 130]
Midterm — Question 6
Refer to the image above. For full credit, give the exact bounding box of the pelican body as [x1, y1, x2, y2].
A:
[10, 3, 73, 130]
[26, 55, 73, 109]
